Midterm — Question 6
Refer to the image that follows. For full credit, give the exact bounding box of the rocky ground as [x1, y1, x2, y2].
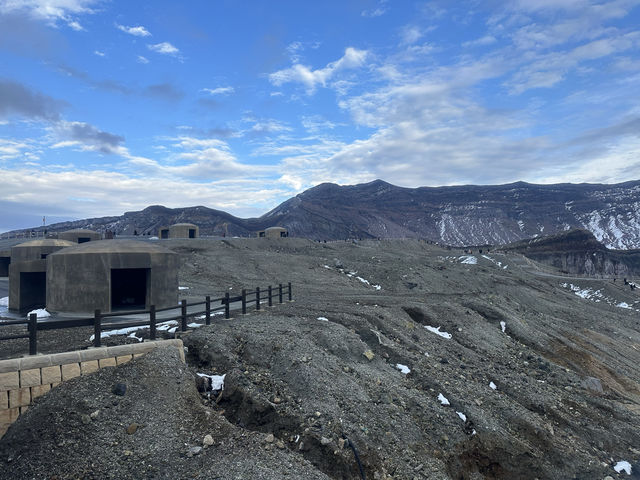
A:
[1, 238, 640, 479]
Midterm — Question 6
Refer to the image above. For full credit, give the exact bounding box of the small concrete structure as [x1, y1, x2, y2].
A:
[58, 229, 101, 244]
[8, 240, 75, 311]
[258, 227, 289, 239]
[159, 223, 199, 239]
[46, 240, 179, 314]
[0, 250, 10, 277]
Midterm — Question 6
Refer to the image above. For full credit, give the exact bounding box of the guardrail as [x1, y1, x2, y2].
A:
[0, 282, 292, 355]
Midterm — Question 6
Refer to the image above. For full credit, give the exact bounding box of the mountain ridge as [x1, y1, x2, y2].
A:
[5, 179, 640, 249]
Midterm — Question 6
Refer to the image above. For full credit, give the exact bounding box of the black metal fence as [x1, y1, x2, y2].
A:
[0, 282, 292, 356]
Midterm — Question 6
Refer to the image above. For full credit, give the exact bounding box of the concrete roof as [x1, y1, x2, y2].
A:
[13, 239, 75, 249]
[170, 223, 198, 228]
[61, 228, 99, 234]
[49, 239, 175, 255]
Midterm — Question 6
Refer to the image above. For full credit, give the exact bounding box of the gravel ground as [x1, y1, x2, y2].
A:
[1, 238, 640, 479]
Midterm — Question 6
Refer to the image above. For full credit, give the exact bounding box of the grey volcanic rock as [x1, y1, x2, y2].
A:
[7, 179, 640, 248]
[501, 229, 640, 276]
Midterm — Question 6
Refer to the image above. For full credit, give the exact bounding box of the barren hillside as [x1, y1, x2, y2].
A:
[1, 238, 639, 479]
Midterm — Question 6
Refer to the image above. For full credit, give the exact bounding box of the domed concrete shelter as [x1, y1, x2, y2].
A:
[258, 226, 289, 238]
[58, 228, 101, 244]
[46, 240, 179, 314]
[158, 223, 199, 239]
[8, 239, 75, 312]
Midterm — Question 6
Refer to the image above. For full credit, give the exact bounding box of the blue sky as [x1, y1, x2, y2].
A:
[1, 0, 640, 232]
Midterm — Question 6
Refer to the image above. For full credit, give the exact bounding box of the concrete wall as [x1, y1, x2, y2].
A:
[259, 227, 288, 239]
[46, 240, 179, 313]
[58, 230, 101, 243]
[169, 224, 199, 239]
[0, 340, 184, 439]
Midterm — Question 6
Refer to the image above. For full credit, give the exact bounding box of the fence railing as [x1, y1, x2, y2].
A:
[0, 282, 292, 356]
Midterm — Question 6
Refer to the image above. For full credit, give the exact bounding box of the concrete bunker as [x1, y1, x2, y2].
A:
[46, 240, 179, 314]
[158, 223, 199, 239]
[258, 226, 289, 239]
[8, 240, 75, 312]
[58, 229, 101, 244]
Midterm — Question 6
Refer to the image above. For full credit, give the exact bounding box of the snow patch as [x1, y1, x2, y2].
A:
[197, 373, 226, 391]
[27, 308, 50, 319]
[437, 393, 450, 406]
[456, 411, 467, 422]
[178, 286, 189, 290]
[459, 255, 477, 265]
[425, 325, 452, 339]
[187, 322, 203, 328]
[614, 461, 632, 475]
[396, 364, 410, 375]
[317, 316, 329, 322]
[489, 381, 497, 390]
[0, 297, 7, 307]
[617, 302, 632, 309]
[500, 321, 506, 333]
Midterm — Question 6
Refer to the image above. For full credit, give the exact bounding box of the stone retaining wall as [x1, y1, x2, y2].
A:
[0, 339, 184, 438]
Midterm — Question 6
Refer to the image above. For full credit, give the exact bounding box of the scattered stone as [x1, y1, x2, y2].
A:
[123, 450, 133, 457]
[265, 433, 275, 443]
[203, 434, 214, 447]
[187, 446, 202, 457]
[80, 414, 91, 425]
[343, 366, 351, 373]
[320, 436, 331, 446]
[126, 423, 139, 435]
[272, 396, 282, 404]
[338, 438, 346, 449]
[581, 376, 603, 394]
[89, 410, 100, 419]
[111, 383, 127, 396]
[276, 440, 285, 449]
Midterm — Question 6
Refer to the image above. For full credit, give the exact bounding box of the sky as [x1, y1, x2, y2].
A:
[1, 0, 640, 232]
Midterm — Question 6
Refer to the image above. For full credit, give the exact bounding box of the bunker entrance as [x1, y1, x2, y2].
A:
[78, 237, 91, 243]
[188, 229, 196, 238]
[111, 268, 149, 311]
[19, 272, 46, 311]
[0, 257, 9, 277]
[160, 229, 169, 239]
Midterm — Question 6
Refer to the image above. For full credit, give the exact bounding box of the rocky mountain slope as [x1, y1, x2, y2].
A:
[500, 229, 640, 277]
[7, 179, 640, 249]
[1, 238, 639, 479]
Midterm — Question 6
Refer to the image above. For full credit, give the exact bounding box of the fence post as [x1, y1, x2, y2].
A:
[242, 289, 247, 315]
[205, 296, 211, 325]
[279, 283, 283, 304]
[181, 300, 187, 332]
[256, 287, 261, 311]
[225, 292, 230, 319]
[149, 305, 156, 340]
[288, 282, 292, 301]
[28, 313, 37, 355]
[94, 309, 102, 348]
[268, 285, 273, 307]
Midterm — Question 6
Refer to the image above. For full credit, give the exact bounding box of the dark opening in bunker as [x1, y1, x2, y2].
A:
[20, 272, 46, 311]
[188, 229, 196, 238]
[111, 268, 149, 311]
[160, 229, 169, 239]
[0, 257, 10, 277]
[78, 237, 91, 243]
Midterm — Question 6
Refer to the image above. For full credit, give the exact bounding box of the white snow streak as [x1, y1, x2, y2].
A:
[425, 325, 452, 339]
[396, 364, 410, 374]
[437, 393, 450, 406]
[614, 461, 632, 475]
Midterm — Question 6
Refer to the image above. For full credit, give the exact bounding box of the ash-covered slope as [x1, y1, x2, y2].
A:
[264, 180, 640, 248]
[8, 179, 640, 249]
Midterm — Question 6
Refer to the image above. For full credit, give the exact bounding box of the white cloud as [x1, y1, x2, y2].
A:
[116, 24, 151, 37]
[269, 47, 369, 94]
[147, 42, 179, 56]
[400, 26, 423, 45]
[67, 19, 83, 31]
[93, 50, 105, 57]
[201, 86, 235, 95]
[362, 0, 388, 18]
[463, 35, 497, 47]
[137, 55, 149, 64]
[0, 0, 99, 21]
